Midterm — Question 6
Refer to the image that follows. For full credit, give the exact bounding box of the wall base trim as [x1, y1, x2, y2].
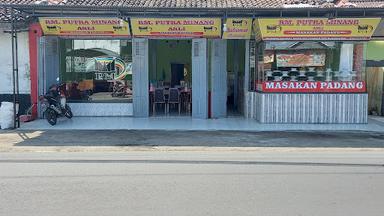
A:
[44, 103, 134, 117]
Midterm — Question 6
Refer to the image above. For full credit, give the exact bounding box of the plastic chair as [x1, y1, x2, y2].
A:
[168, 88, 181, 115]
[153, 88, 167, 116]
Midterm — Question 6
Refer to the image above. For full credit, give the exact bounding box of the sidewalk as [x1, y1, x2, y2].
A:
[1, 129, 384, 153]
[18, 116, 384, 132]
[1, 116, 381, 152]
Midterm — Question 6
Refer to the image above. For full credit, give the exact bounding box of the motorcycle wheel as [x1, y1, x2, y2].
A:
[45, 109, 57, 126]
[64, 105, 73, 119]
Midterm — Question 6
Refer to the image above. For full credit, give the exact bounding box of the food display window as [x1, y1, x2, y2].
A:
[246, 17, 381, 123]
[253, 41, 366, 93]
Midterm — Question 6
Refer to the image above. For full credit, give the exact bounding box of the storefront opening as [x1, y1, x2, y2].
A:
[148, 39, 192, 116]
[227, 40, 246, 116]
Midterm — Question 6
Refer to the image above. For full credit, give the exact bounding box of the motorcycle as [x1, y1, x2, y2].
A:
[39, 83, 73, 126]
[111, 80, 132, 98]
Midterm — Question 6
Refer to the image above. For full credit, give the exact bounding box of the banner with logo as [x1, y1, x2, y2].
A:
[39, 18, 130, 37]
[256, 18, 381, 41]
[131, 18, 221, 38]
[223, 18, 252, 39]
[262, 81, 366, 93]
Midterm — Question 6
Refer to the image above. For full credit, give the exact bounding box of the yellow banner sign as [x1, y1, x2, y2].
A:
[131, 18, 221, 38]
[39, 18, 130, 37]
[223, 18, 252, 39]
[256, 18, 381, 41]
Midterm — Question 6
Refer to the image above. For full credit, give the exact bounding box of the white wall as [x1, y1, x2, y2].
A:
[68, 103, 133, 116]
[0, 30, 30, 94]
[339, 43, 354, 73]
[73, 40, 121, 54]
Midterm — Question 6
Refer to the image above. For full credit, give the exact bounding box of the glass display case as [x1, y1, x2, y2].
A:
[252, 41, 366, 93]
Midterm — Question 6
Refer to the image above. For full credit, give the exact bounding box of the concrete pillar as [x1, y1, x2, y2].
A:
[192, 38, 208, 119]
[132, 38, 149, 117]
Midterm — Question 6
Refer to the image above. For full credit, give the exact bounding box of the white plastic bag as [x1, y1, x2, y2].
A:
[0, 102, 16, 129]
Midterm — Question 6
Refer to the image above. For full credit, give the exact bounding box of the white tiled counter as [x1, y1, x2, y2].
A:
[246, 92, 368, 124]
[68, 103, 133, 117]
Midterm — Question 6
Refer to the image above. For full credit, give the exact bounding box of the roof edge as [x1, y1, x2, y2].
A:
[2, 3, 384, 11]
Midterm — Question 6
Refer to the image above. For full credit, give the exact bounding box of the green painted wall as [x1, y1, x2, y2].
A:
[239, 41, 246, 75]
[227, 40, 245, 75]
[149, 40, 192, 83]
[148, 39, 247, 88]
[208, 40, 212, 89]
[227, 40, 234, 73]
[367, 41, 384, 61]
[329, 43, 341, 71]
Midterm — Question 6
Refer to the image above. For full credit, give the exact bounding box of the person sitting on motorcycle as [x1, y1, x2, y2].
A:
[46, 84, 61, 107]
[47, 84, 59, 97]
[47, 83, 67, 99]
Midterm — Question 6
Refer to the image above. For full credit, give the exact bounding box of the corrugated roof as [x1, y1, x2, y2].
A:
[0, 7, 27, 23]
[283, 0, 335, 7]
[1, 0, 285, 22]
[1, 0, 283, 8]
[2, 0, 384, 8]
[0, 0, 33, 22]
[2, 0, 65, 4]
[349, 0, 384, 8]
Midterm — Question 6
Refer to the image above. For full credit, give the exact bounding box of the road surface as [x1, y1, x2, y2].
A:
[1, 151, 384, 216]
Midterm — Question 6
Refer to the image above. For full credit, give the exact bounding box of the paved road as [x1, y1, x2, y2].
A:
[1, 130, 384, 151]
[1, 151, 384, 216]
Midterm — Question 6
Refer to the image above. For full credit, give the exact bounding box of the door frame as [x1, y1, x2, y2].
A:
[192, 38, 208, 119]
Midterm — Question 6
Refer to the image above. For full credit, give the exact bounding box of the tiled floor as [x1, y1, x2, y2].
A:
[369, 116, 384, 124]
[19, 116, 384, 132]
